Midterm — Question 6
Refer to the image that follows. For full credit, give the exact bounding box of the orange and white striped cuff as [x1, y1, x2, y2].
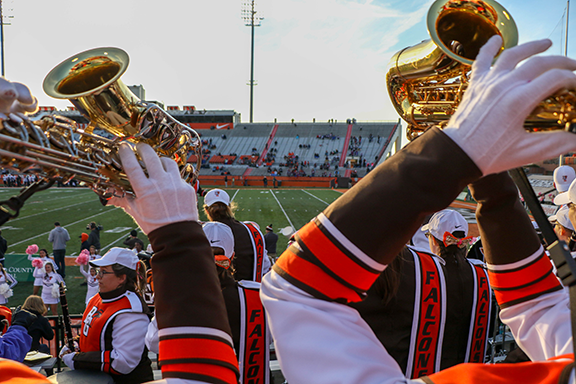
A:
[273, 213, 386, 303]
[158, 326, 239, 384]
[488, 247, 562, 309]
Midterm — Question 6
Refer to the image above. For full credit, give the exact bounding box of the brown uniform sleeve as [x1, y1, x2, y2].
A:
[149, 221, 239, 383]
[470, 172, 562, 308]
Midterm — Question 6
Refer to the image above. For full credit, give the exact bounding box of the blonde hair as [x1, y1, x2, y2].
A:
[204, 201, 238, 221]
[22, 295, 47, 316]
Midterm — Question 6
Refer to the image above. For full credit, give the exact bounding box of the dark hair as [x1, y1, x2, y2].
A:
[111, 261, 147, 296]
[130, 230, 137, 237]
[39, 249, 48, 256]
[432, 230, 467, 260]
[54, 222, 60, 226]
[377, 247, 409, 305]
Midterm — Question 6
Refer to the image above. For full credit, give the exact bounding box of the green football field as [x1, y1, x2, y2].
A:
[0, 186, 344, 314]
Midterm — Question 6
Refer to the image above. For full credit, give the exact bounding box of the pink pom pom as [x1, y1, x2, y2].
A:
[32, 258, 43, 268]
[26, 244, 38, 255]
[76, 250, 90, 266]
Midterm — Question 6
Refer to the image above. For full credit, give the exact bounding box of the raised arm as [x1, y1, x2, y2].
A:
[470, 172, 570, 361]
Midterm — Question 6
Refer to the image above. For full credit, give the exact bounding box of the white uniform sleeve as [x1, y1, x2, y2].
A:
[500, 289, 572, 361]
[110, 312, 150, 374]
[145, 316, 159, 354]
[261, 271, 422, 384]
[7, 273, 17, 289]
[79, 264, 89, 278]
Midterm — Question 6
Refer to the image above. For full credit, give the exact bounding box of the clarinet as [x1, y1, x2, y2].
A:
[59, 282, 75, 351]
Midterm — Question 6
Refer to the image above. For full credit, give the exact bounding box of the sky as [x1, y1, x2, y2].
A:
[3, 0, 575, 135]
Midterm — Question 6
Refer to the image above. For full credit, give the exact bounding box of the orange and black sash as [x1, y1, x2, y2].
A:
[465, 263, 492, 364]
[242, 222, 266, 282]
[406, 250, 492, 378]
[237, 281, 270, 384]
[407, 250, 446, 379]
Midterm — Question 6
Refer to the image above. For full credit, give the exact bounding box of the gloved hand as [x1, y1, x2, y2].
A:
[59, 345, 71, 358]
[108, 143, 198, 234]
[61, 352, 76, 369]
[11, 308, 36, 329]
[443, 35, 576, 176]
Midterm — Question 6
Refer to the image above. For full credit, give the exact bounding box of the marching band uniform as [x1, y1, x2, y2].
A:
[260, 128, 572, 384]
[349, 245, 492, 377]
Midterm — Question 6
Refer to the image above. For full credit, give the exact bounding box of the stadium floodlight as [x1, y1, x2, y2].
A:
[241, 1, 264, 123]
[0, 0, 14, 76]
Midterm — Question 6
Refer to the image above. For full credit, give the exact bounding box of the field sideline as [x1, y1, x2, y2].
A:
[0, 186, 344, 313]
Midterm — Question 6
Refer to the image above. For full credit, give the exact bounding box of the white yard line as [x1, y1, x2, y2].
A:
[7, 199, 98, 223]
[269, 189, 296, 232]
[101, 231, 133, 253]
[301, 189, 330, 205]
[231, 189, 240, 201]
[8, 207, 120, 248]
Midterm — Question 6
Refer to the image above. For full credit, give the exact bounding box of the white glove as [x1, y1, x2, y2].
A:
[61, 351, 76, 369]
[59, 345, 71, 358]
[108, 143, 198, 234]
[443, 36, 576, 176]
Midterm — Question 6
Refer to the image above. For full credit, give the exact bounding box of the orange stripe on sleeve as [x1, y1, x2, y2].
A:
[489, 271, 561, 307]
[488, 256, 556, 290]
[161, 362, 238, 384]
[298, 221, 379, 291]
[159, 337, 238, 368]
[275, 249, 364, 302]
[426, 355, 573, 384]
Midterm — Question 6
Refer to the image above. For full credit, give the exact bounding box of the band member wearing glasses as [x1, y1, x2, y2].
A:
[60, 248, 152, 384]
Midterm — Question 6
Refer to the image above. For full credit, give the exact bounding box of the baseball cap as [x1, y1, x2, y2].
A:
[90, 247, 138, 270]
[554, 178, 576, 206]
[204, 189, 230, 207]
[554, 205, 574, 231]
[202, 222, 234, 260]
[554, 166, 576, 193]
[80, 233, 89, 242]
[421, 209, 468, 239]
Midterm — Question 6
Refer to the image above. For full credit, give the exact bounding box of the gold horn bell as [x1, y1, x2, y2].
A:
[387, 0, 576, 141]
[36, 47, 202, 197]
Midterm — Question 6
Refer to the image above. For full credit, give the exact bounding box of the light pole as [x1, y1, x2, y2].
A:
[560, 0, 570, 165]
[241, 1, 263, 123]
[0, 0, 13, 77]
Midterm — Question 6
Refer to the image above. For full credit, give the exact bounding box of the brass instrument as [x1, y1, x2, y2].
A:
[0, 47, 201, 198]
[387, 0, 576, 141]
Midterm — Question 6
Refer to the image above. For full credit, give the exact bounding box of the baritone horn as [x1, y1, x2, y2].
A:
[0, 47, 202, 199]
[386, 0, 576, 141]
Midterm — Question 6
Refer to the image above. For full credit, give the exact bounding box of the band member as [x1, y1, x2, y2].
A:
[60, 248, 153, 384]
[203, 189, 270, 282]
[350, 209, 492, 377]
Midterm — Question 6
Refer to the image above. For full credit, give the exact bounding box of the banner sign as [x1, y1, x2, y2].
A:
[4, 254, 35, 282]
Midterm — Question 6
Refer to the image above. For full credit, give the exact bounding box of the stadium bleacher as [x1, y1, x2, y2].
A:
[194, 121, 400, 179]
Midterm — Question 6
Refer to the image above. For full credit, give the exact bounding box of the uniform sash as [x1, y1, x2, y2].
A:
[237, 281, 270, 384]
[465, 263, 492, 363]
[406, 250, 492, 378]
[407, 251, 447, 378]
[242, 222, 266, 282]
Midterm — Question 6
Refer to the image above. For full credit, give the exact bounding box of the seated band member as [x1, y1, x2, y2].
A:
[60, 248, 153, 384]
